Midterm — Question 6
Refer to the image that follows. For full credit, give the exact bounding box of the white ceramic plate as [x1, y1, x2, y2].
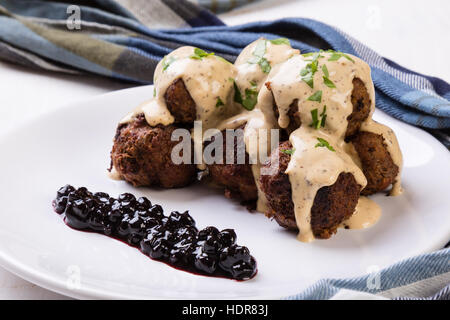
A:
[0, 85, 448, 300]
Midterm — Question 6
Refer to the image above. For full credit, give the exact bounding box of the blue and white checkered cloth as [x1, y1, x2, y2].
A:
[0, 0, 448, 299]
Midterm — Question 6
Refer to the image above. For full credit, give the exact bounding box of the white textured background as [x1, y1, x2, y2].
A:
[0, 0, 448, 299]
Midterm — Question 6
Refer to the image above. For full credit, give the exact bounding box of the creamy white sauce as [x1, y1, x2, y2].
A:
[341, 196, 381, 229]
[107, 166, 122, 180]
[234, 38, 299, 93]
[114, 41, 403, 243]
[265, 52, 402, 241]
[287, 127, 367, 242]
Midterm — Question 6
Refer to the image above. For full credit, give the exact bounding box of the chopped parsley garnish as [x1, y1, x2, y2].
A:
[162, 56, 176, 71]
[248, 40, 271, 74]
[153, 87, 156, 97]
[321, 64, 329, 77]
[310, 105, 327, 129]
[299, 52, 321, 88]
[233, 80, 258, 111]
[307, 90, 322, 103]
[323, 76, 336, 88]
[242, 87, 258, 110]
[190, 48, 215, 60]
[315, 137, 335, 152]
[233, 81, 243, 104]
[281, 148, 295, 155]
[253, 40, 266, 57]
[216, 97, 224, 107]
[258, 58, 271, 73]
[269, 38, 290, 46]
[320, 64, 336, 88]
[326, 50, 354, 62]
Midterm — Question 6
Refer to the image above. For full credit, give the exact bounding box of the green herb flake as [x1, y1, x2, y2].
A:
[216, 97, 224, 107]
[307, 90, 322, 103]
[153, 87, 156, 97]
[162, 56, 176, 71]
[323, 76, 336, 88]
[259, 57, 271, 73]
[310, 106, 327, 129]
[248, 40, 272, 74]
[233, 80, 258, 111]
[269, 38, 290, 46]
[320, 105, 327, 127]
[233, 81, 243, 104]
[315, 137, 335, 152]
[190, 47, 215, 60]
[281, 148, 295, 155]
[242, 87, 258, 110]
[299, 52, 323, 88]
[328, 52, 342, 62]
[302, 74, 314, 88]
[253, 40, 266, 58]
[321, 64, 329, 78]
[326, 50, 354, 63]
[310, 108, 319, 128]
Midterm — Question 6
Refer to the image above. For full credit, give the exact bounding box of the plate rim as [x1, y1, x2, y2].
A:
[0, 85, 448, 300]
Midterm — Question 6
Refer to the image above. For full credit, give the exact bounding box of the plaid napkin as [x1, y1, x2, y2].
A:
[0, 0, 448, 299]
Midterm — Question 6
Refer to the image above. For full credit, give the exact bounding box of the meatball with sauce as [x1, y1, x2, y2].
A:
[267, 77, 370, 138]
[164, 78, 197, 125]
[110, 113, 196, 188]
[345, 78, 372, 139]
[351, 131, 399, 195]
[206, 127, 258, 204]
[259, 141, 362, 239]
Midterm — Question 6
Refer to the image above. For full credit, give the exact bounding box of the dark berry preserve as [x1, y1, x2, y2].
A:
[52, 185, 257, 280]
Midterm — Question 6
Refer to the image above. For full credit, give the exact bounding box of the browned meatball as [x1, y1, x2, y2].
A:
[206, 127, 258, 203]
[346, 78, 371, 139]
[266, 82, 300, 136]
[110, 113, 196, 188]
[164, 78, 196, 124]
[351, 131, 399, 195]
[259, 141, 361, 239]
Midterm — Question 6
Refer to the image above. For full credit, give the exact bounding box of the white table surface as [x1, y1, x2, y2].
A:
[0, 0, 448, 299]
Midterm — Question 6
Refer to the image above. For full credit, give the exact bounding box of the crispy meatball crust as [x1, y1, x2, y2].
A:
[111, 114, 196, 188]
[259, 141, 361, 239]
[164, 78, 196, 124]
[351, 131, 399, 195]
[346, 78, 371, 139]
[206, 128, 258, 203]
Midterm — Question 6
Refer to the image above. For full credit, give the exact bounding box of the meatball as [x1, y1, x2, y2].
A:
[267, 77, 370, 138]
[164, 78, 196, 124]
[345, 78, 371, 139]
[259, 141, 361, 239]
[206, 127, 258, 203]
[111, 113, 196, 188]
[351, 131, 399, 195]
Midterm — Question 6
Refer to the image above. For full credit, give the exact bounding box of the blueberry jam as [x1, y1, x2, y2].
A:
[52, 185, 257, 280]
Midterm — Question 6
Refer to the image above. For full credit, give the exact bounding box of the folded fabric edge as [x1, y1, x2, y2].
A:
[284, 248, 450, 300]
